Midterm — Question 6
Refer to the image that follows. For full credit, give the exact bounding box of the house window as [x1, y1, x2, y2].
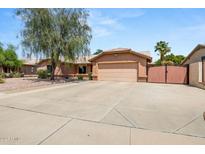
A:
[47, 65, 53, 73]
[79, 66, 86, 74]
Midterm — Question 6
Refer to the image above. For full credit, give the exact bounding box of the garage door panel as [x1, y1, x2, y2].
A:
[98, 69, 136, 73]
[98, 63, 136, 69]
[98, 63, 137, 82]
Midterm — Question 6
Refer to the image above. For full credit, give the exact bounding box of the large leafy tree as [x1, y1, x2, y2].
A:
[16, 8, 92, 80]
[3, 44, 23, 73]
[154, 41, 171, 64]
[164, 54, 185, 65]
[155, 53, 186, 65]
[93, 49, 103, 55]
[0, 42, 5, 68]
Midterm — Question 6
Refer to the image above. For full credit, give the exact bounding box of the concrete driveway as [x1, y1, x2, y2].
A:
[0, 81, 205, 144]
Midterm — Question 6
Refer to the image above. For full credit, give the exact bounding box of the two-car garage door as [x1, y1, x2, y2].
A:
[98, 63, 138, 82]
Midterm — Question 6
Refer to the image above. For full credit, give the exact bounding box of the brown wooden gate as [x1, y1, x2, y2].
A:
[148, 65, 188, 84]
[147, 66, 166, 83]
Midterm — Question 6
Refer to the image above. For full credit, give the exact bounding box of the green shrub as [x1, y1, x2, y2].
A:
[4, 73, 14, 78]
[5, 73, 10, 78]
[0, 72, 6, 78]
[8, 72, 14, 78]
[37, 69, 48, 79]
[77, 75, 83, 80]
[20, 73, 24, 77]
[13, 72, 21, 78]
[47, 72, 51, 78]
[0, 78, 5, 84]
[88, 72, 92, 80]
[0, 72, 24, 78]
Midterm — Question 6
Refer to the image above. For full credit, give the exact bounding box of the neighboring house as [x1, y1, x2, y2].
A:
[89, 48, 152, 82]
[37, 56, 94, 78]
[181, 44, 205, 89]
[37, 48, 152, 82]
[21, 59, 38, 75]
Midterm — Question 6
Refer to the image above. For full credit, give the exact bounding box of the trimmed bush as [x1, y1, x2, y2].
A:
[6, 72, 14, 78]
[13, 72, 21, 78]
[37, 69, 48, 79]
[47, 72, 51, 78]
[0, 72, 6, 78]
[0, 72, 24, 78]
[0, 78, 5, 84]
[88, 72, 92, 80]
[20, 73, 24, 77]
[77, 75, 83, 80]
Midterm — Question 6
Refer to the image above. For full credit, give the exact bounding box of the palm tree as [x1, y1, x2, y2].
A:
[154, 41, 171, 64]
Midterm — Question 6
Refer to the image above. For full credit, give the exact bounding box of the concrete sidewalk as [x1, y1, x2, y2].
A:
[0, 106, 205, 145]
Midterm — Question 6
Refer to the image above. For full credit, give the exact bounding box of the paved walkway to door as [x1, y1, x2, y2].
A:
[0, 81, 205, 144]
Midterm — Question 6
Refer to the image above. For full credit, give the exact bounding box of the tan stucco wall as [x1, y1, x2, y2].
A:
[138, 59, 147, 78]
[189, 62, 199, 86]
[203, 61, 205, 82]
[199, 62, 202, 82]
[37, 61, 48, 71]
[184, 48, 205, 65]
[92, 62, 97, 76]
[91, 52, 148, 81]
[183, 48, 205, 89]
[54, 64, 76, 76]
[189, 62, 205, 89]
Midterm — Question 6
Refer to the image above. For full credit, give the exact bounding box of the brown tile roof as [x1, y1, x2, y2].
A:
[89, 48, 152, 62]
[104, 48, 131, 52]
[38, 56, 96, 65]
[22, 59, 39, 65]
[36, 47, 152, 65]
[74, 55, 95, 64]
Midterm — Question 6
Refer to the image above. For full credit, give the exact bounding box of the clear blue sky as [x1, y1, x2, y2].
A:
[0, 8, 205, 61]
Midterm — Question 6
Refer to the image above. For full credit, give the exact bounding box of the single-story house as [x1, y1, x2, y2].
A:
[21, 59, 38, 75]
[0, 59, 37, 75]
[181, 44, 205, 89]
[37, 48, 152, 82]
[37, 56, 94, 79]
[89, 48, 152, 82]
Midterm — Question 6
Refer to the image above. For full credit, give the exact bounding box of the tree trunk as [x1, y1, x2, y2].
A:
[160, 54, 163, 65]
[50, 59, 56, 81]
[160, 53, 164, 65]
